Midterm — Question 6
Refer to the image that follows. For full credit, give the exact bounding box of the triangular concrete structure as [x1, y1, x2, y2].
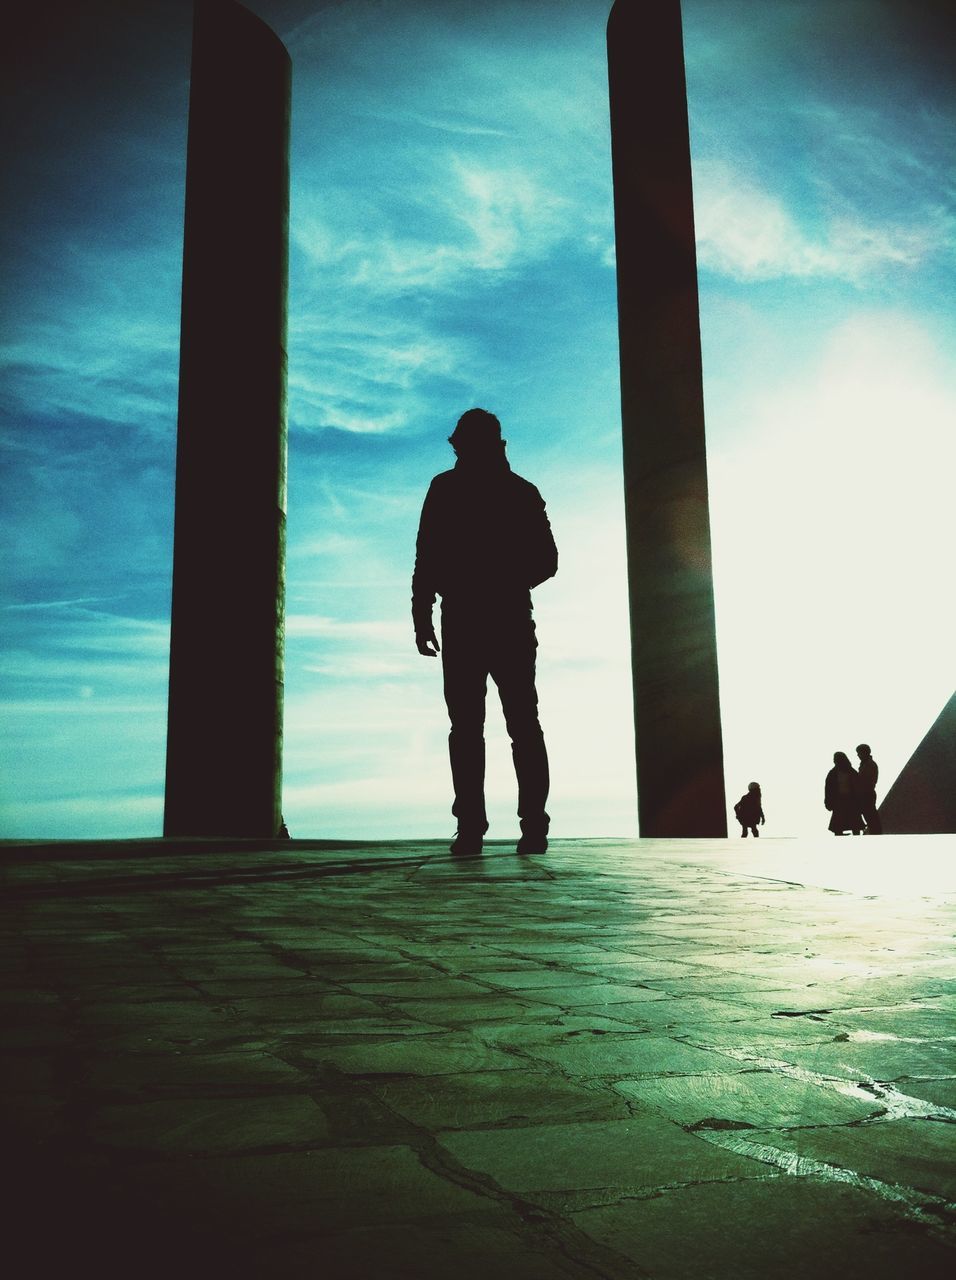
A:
[878, 691, 956, 833]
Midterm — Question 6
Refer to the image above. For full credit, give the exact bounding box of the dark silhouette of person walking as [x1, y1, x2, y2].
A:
[733, 782, 765, 837]
[412, 409, 558, 856]
[856, 743, 883, 834]
[824, 751, 864, 835]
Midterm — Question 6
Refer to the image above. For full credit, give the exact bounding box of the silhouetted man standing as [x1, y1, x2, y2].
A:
[413, 409, 558, 856]
[856, 743, 882, 834]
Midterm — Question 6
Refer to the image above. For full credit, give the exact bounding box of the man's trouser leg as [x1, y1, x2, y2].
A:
[441, 625, 488, 835]
[862, 796, 882, 834]
[491, 621, 549, 836]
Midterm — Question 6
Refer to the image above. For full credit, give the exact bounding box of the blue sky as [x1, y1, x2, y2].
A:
[1, 0, 954, 839]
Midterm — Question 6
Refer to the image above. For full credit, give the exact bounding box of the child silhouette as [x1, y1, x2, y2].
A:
[734, 782, 765, 838]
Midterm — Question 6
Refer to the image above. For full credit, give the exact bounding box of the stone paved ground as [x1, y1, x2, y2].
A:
[2, 836, 954, 1279]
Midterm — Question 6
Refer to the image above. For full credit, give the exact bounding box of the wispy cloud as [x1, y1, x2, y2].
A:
[1, 234, 181, 435]
[288, 313, 470, 434]
[287, 612, 420, 683]
[287, 614, 407, 643]
[3, 596, 119, 612]
[372, 109, 511, 139]
[294, 157, 572, 295]
[450, 159, 569, 272]
[694, 161, 949, 282]
[0, 607, 169, 692]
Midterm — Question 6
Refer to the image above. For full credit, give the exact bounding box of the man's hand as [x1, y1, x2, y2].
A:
[416, 626, 440, 657]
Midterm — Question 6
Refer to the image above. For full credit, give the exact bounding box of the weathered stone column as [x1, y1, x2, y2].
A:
[164, 0, 290, 837]
[606, 0, 727, 836]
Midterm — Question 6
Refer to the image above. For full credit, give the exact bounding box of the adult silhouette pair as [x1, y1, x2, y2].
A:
[825, 744, 882, 835]
[412, 410, 557, 857]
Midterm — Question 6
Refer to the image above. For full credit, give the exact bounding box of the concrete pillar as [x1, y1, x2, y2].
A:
[164, 0, 290, 837]
[606, 0, 727, 836]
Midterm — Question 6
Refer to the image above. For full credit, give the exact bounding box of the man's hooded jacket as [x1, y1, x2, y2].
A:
[412, 453, 558, 634]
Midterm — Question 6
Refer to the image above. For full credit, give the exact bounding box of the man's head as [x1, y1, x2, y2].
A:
[448, 408, 506, 460]
[856, 744, 871, 759]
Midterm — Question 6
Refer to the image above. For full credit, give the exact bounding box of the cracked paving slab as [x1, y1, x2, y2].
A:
[613, 1067, 884, 1128]
[571, 1176, 956, 1280]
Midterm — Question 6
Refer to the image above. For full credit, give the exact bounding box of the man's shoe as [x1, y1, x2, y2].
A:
[451, 831, 483, 856]
[516, 833, 548, 855]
